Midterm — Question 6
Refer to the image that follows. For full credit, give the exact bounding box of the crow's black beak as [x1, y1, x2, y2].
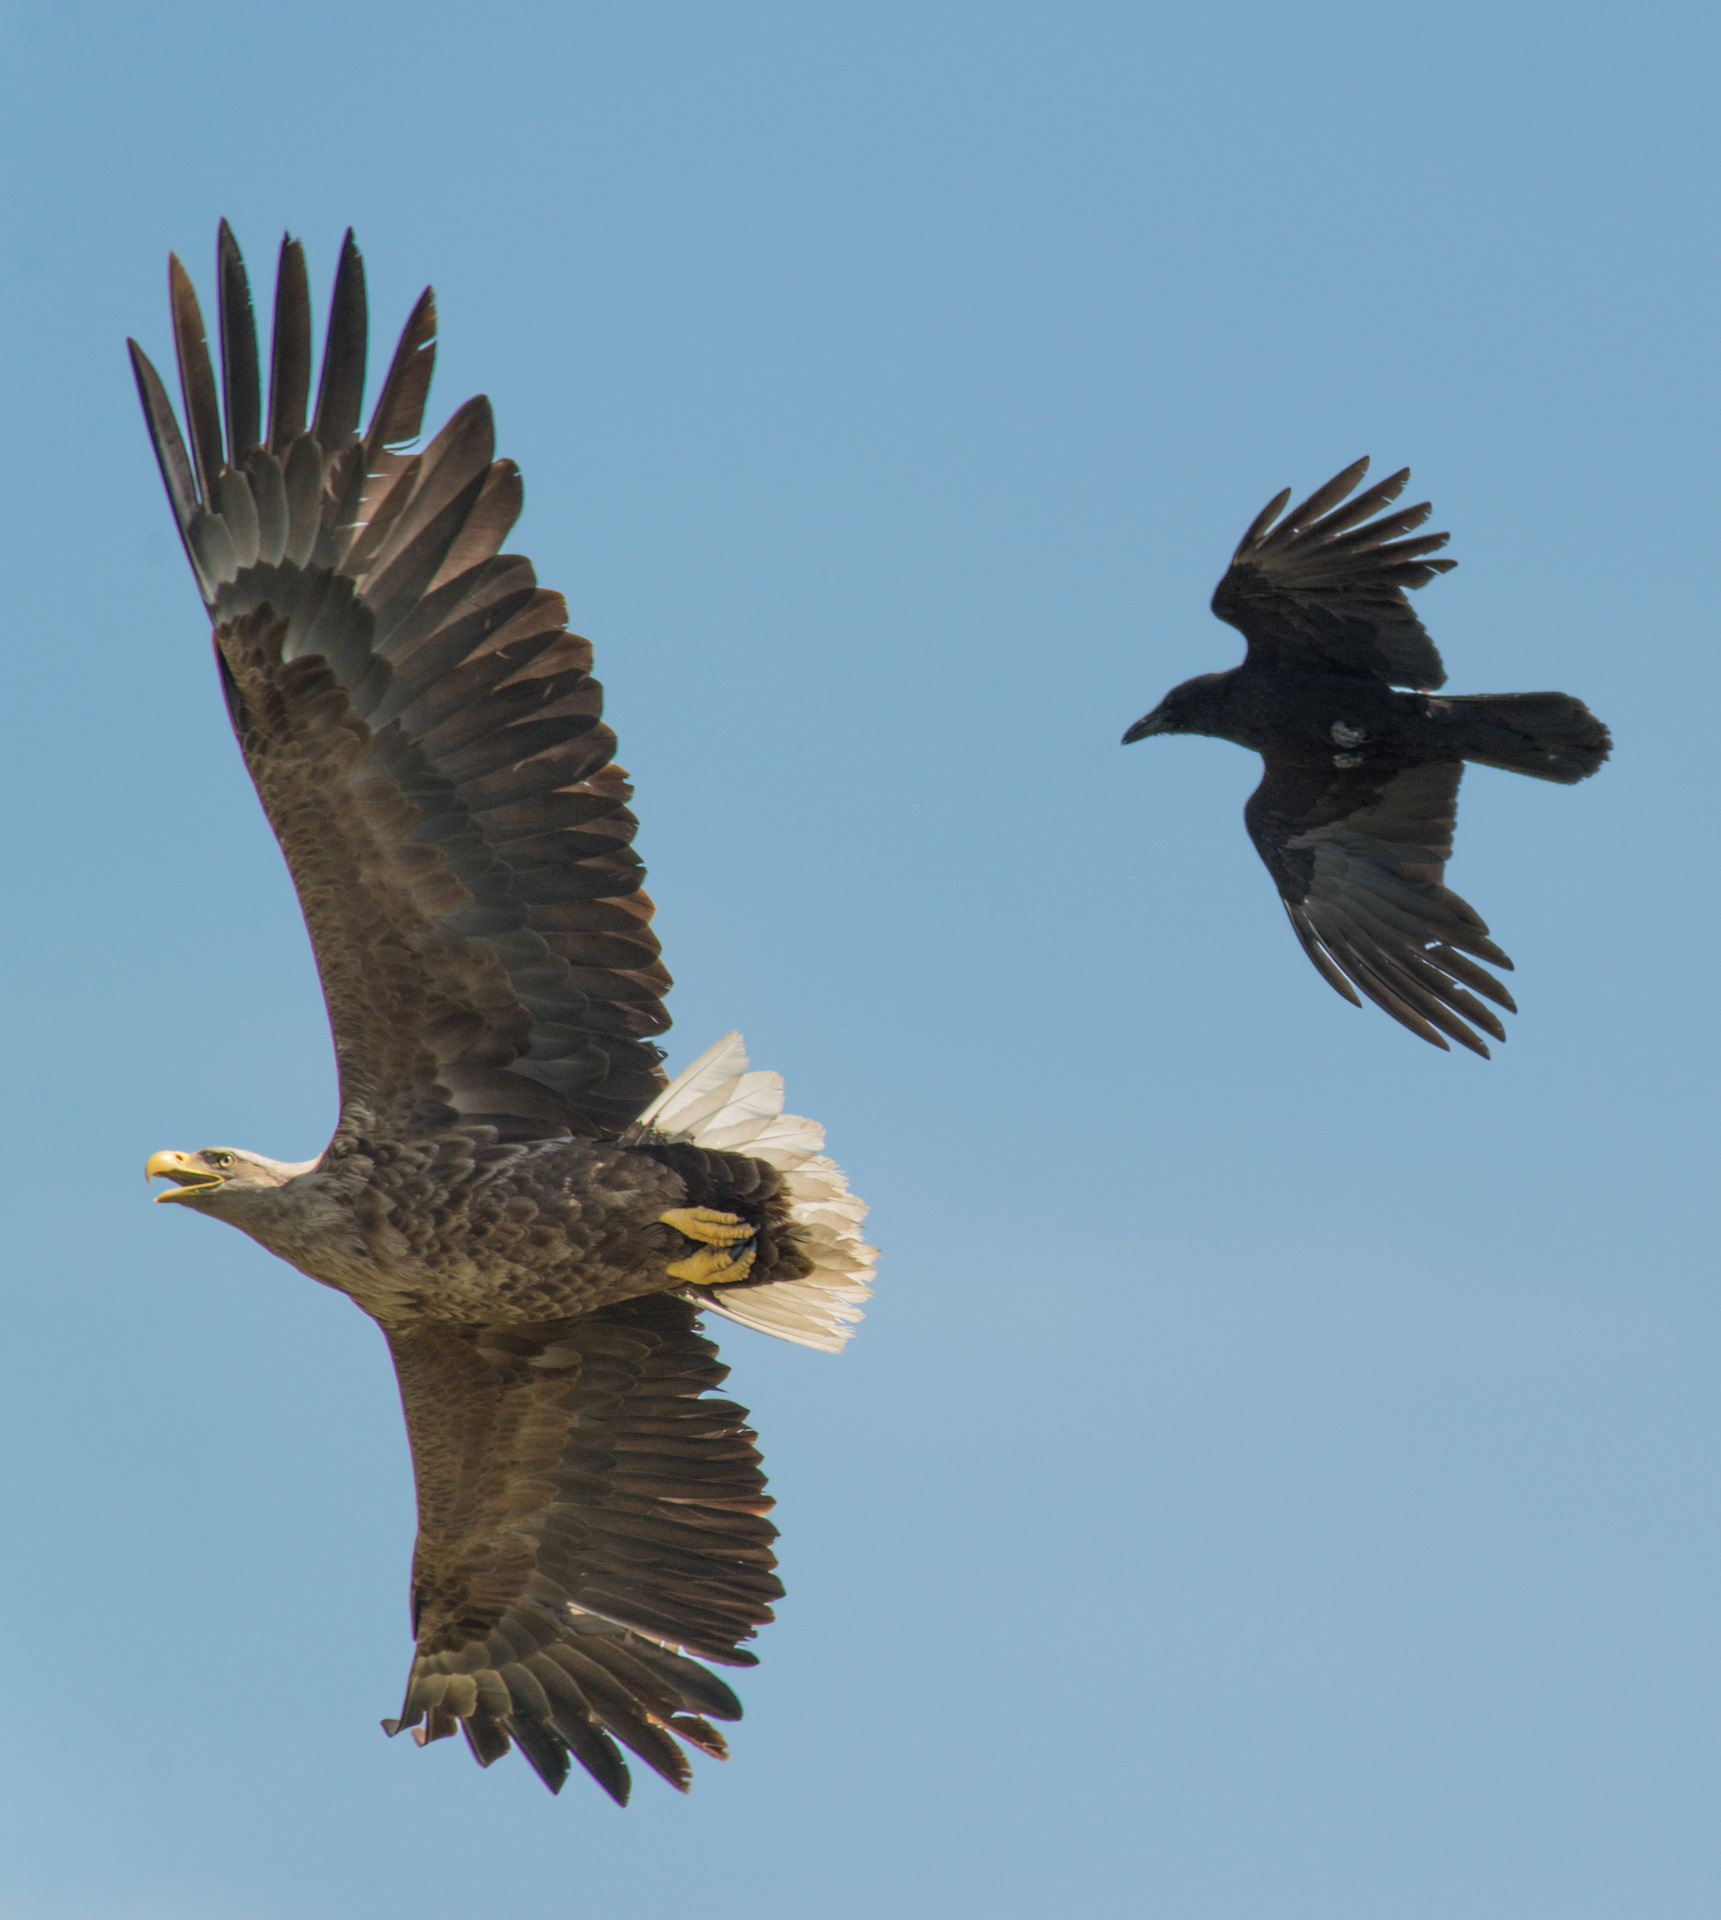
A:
[1122, 707, 1168, 744]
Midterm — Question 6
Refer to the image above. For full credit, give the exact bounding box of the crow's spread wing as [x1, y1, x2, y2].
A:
[383, 1293, 780, 1802]
[1244, 759, 1516, 1057]
[1212, 459, 1455, 689]
[131, 226, 669, 1139]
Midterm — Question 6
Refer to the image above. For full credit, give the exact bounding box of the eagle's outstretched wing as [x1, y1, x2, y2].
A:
[1244, 759, 1517, 1057]
[130, 225, 669, 1139]
[383, 1293, 780, 1802]
[1212, 459, 1456, 689]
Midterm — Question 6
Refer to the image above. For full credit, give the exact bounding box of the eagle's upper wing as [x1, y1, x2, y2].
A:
[382, 1293, 780, 1803]
[1211, 459, 1456, 689]
[1244, 758, 1517, 1057]
[130, 225, 668, 1140]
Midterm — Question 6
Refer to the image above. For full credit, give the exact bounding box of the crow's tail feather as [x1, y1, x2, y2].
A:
[1442, 692, 1611, 784]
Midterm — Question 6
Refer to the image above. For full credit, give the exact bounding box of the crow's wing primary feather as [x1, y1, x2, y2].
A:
[1244, 759, 1517, 1057]
[130, 226, 669, 1139]
[382, 1293, 779, 1802]
[1212, 459, 1456, 689]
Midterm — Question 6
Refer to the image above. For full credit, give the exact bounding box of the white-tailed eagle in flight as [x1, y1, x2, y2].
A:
[132, 224, 875, 1803]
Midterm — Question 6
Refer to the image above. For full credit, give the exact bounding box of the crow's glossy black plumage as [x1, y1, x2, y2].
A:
[1123, 459, 1610, 1056]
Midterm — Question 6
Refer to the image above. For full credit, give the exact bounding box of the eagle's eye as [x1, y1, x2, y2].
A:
[207, 1152, 235, 1169]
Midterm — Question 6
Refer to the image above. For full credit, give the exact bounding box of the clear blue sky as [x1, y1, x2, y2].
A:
[0, 2, 1714, 1915]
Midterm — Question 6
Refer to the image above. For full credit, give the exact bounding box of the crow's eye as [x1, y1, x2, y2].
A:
[207, 1152, 235, 1169]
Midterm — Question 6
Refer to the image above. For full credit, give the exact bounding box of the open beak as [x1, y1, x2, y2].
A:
[1121, 707, 1168, 745]
[146, 1150, 224, 1203]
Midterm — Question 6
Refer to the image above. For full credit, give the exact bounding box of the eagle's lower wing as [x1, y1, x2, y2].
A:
[1244, 759, 1517, 1057]
[383, 1293, 780, 1803]
[1212, 459, 1455, 689]
[130, 225, 669, 1139]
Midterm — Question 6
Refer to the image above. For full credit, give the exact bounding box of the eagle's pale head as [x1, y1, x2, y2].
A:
[146, 1147, 314, 1219]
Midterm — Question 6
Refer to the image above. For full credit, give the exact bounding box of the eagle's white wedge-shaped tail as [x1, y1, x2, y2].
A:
[639, 1034, 876, 1351]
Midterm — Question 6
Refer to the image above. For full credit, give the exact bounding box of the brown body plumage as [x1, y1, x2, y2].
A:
[132, 225, 874, 1803]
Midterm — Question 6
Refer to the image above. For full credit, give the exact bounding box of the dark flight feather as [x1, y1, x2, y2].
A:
[363, 285, 437, 461]
[311, 229, 367, 452]
[126, 339, 198, 551]
[168, 255, 223, 511]
[216, 221, 261, 465]
[266, 236, 311, 451]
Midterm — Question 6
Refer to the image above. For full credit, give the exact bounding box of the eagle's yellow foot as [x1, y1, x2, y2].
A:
[662, 1208, 756, 1285]
[666, 1243, 757, 1287]
[659, 1207, 754, 1246]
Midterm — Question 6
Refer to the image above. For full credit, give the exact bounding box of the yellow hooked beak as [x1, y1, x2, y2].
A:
[146, 1150, 225, 1203]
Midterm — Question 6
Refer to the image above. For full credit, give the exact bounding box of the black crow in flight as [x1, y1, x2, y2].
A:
[1123, 459, 1609, 1057]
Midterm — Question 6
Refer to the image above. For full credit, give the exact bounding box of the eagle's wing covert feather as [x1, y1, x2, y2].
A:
[130, 225, 669, 1140]
[1244, 759, 1517, 1057]
[383, 1292, 780, 1803]
[1212, 459, 1456, 689]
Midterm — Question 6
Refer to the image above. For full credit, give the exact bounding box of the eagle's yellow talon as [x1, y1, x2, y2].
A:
[659, 1207, 754, 1246]
[667, 1244, 757, 1287]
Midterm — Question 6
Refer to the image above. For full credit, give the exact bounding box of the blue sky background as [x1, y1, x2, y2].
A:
[0, 2, 1715, 1915]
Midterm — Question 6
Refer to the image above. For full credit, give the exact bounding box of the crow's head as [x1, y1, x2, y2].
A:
[1122, 671, 1228, 744]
